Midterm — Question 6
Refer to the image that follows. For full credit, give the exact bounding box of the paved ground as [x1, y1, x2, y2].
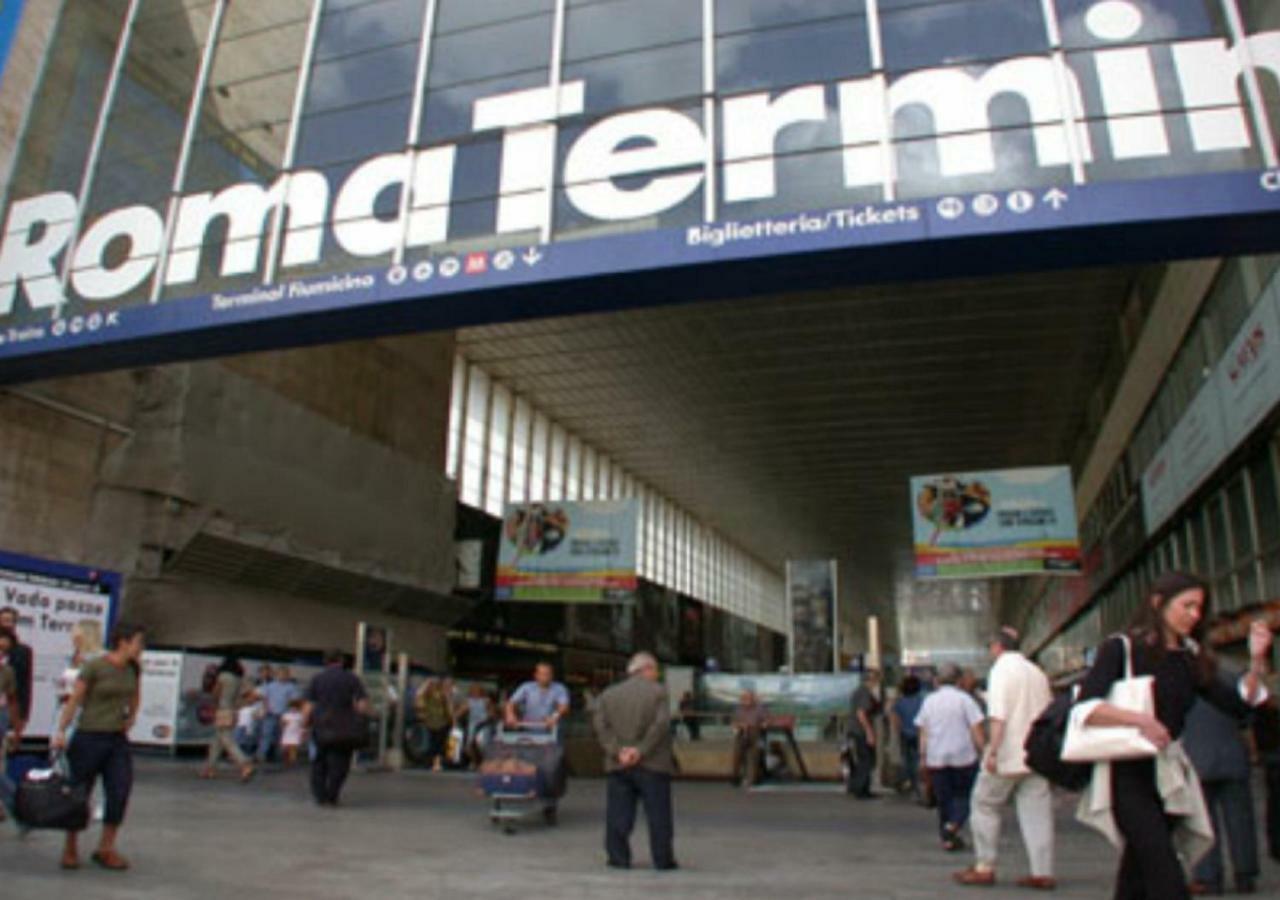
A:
[2, 758, 1277, 899]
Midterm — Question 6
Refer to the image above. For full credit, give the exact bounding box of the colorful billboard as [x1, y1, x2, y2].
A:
[496, 500, 638, 603]
[911, 466, 1082, 580]
[786, 560, 838, 673]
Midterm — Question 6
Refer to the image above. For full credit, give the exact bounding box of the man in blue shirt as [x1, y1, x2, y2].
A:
[257, 666, 301, 763]
[505, 662, 570, 732]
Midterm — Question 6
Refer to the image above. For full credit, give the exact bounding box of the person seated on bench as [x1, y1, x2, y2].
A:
[731, 691, 768, 786]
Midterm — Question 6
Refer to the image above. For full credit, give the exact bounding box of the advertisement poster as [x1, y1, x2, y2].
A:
[0, 550, 120, 738]
[172, 653, 325, 747]
[496, 500, 638, 603]
[129, 651, 183, 747]
[911, 466, 1082, 579]
[786, 560, 837, 674]
[702, 673, 861, 740]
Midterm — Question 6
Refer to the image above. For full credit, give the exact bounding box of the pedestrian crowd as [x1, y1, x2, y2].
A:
[1, 570, 1279, 898]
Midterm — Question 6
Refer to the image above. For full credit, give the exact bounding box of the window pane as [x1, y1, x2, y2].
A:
[1228, 475, 1255, 562]
[509, 398, 532, 503]
[295, 0, 424, 167]
[582, 447, 597, 500]
[485, 385, 511, 515]
[548, 426, 567, 499]
[1252, 451, 1280, 550]
[445, 355, 467, 479]
[1189, 507, 1208, 575]
[717, 15, 870, 94]
[423, 4, 554, 142]
[529, 413, 550, 502]
[461, 366, 489, 507]
[1207, 495, 1231, 575]
[880, 0, 1048, 73]
[87, 1, 216, 219]
[565, 437, 582, 500]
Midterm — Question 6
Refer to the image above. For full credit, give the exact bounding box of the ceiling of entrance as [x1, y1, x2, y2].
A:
[458, 265, 1142, 642]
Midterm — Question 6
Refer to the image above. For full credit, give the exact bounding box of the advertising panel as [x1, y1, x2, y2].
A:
[787, 560, 837, 674]
[496, 500, 639, 603]
[702, 673, 861, 740]
[172, 653, 326, 748]
[4, 5, 1280, 380]
[128, 651, 183, 747]
[0, 550, 120, 738]
[911, 466, 1083, 579]
[1142, 268, 1280, 534]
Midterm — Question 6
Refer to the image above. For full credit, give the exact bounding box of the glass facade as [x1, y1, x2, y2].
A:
[6, 0, 1280, 321]
[1028, 253, 1280, 670]
[446, 354, 785, 632]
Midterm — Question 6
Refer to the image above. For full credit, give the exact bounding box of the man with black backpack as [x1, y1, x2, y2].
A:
[954, 628, 1056, 890]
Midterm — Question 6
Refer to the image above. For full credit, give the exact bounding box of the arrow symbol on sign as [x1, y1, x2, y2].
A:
[1043, 188, 1069, 211]
[523, 247, 543, 266]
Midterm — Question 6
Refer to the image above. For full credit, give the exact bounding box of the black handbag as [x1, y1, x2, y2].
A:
[313, 706, 369, 751]
[1024, 692, 1092, 792]
[15, 765, 91, 831]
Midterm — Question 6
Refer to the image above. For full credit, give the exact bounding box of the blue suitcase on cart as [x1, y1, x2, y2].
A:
[478, 725, 566, 833]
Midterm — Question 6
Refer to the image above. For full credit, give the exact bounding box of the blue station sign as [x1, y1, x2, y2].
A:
[2, 1, 1280, 380]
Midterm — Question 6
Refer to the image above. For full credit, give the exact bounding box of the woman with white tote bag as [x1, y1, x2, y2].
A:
[1071, 572, 1272, 900]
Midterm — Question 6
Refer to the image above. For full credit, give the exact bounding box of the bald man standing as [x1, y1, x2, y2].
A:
[593, 652, 678, 871]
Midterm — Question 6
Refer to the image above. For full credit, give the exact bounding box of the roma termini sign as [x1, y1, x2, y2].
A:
[3, 3, 1280, 377]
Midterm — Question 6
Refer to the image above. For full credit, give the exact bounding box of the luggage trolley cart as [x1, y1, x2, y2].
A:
[479, 724, 564, 835]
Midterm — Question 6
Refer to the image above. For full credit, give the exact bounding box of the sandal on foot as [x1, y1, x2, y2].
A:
[91, 850, 130, 871]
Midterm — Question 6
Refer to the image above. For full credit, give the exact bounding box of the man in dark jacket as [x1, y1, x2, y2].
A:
[1183, 681, 1259, 894]
[303, 649, 368, 807]
[0, 607, 33, 724]
[593, 652, 677, 871]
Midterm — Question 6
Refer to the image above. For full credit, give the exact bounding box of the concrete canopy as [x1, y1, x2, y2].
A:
[458, 265, 1142, 655]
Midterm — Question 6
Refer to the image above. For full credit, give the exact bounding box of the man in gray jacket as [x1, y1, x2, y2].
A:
[593, 652, 677, 871]
[1183, 680, 1259, 895]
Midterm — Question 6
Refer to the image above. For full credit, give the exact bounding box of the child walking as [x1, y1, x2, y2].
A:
[280, 699, 307, 766]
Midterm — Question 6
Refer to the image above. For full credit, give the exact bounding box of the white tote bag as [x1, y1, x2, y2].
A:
[1061, 634, 1159, 763]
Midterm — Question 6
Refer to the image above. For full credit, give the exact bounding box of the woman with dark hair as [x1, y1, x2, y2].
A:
[51, 621, 147, 871]
[199, 656, 254, 782]
[1075, 572, 1272, 899]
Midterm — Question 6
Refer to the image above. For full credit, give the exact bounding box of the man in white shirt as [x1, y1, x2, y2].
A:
[955, 628, 1056, 890]
[917, 663, 986, 852]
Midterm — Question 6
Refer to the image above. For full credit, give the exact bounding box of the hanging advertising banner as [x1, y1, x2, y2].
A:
[1142, 269, 1280, 534]
[0, 549, 121, 738]
[786, 560, 838, 674]
[911, 466, 1082, 579]
[496, 500, 638, 603]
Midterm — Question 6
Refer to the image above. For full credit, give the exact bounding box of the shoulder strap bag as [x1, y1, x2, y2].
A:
[1061, 634, 1159, 763]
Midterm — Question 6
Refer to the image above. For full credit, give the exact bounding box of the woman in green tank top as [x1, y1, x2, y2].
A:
[52, 621, 145, 872]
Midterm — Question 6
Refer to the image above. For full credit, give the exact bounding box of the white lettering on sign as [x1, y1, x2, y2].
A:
[2, 11, 1280, 317]
[564, 109, 706, 220]
[168, 172, 329, 288]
